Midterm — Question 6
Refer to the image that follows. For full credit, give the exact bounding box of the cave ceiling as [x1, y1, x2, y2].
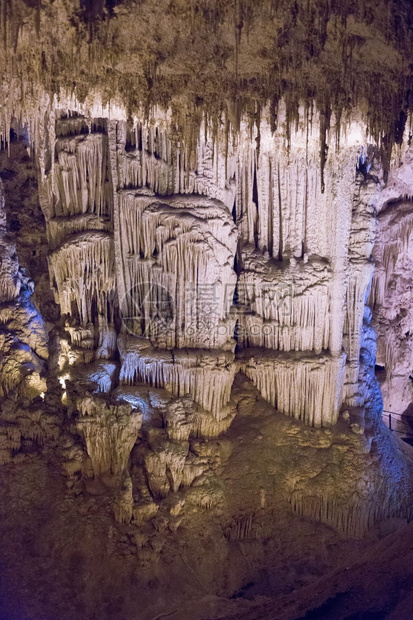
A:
[1, 0, 412, 160]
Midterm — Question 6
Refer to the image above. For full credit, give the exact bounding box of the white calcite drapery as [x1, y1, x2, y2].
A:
[240, 349, 346, 427]
[37, 104, 382, 429]
[118, 334, 236, 417]
[117, 193, 237, 350]
[48, 231, 116, 325]
[237, 252, 331, 353]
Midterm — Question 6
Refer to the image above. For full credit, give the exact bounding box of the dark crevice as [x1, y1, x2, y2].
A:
[252, 161, 259, 248]
[232, 198, 237, 224]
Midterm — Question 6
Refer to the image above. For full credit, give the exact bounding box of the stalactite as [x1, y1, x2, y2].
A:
[0, 179, 21, 302]
[144, 439, 189, 498]
[118, 193, 237, 350]
[115, 121, 237, 211]
[113, 477, 134, 524]
[343, 262, 374, 364]
[240, 350, 346, 427]
[367, 201, 413, 380]
[369, 210, 413, 309]
[72, 360, 118, 394]
[96, 317, 117, 360]
[233, 109, 359, 272]
[319, 104, 331, 194]
[73, 393, 142, 478]
[47, 214, 112, 251]
[53, 133, 112, 221]
[1, 4, 413, 573]
[237, 254, 331, 353]
[290, 487, 413, 539]
[118, 335, 236, 417]
[48, 232, 115, 325]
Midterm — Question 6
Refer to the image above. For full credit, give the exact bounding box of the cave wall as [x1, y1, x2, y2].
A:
[1, 2, 413, 617]
[32, 105, 380, 430]
[0, 101, 411, 545]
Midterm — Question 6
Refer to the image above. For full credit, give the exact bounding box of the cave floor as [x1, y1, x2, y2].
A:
[1, 377, 413, 620]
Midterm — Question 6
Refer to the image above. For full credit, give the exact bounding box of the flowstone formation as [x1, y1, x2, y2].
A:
[1, 1, 413, 619]
[367, 149, 413, 425]
[37, 107, 380, 432]
[3, 102, 413, 545]
[1, 103, 413, 619]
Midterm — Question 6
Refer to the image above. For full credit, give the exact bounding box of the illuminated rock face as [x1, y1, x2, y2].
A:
[0, 180, 48, 403]
[368, 148, 413, 420]
[240, 350, 346, 427]
[117, 193, 238, 350]
[36, 108, 381, 429]
[1, 5, 413, 616]
[2, 102, 413, 554]
[71, 391, 142, 479]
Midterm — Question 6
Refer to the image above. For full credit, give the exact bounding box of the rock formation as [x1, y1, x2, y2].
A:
[1, 1, 413, 619]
